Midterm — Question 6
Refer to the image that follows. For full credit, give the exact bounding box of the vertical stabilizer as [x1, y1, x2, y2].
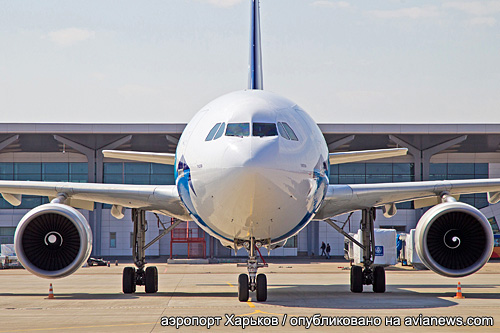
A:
[248, 0, 263, 90]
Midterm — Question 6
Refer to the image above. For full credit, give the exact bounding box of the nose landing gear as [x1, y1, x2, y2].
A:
[237, 237, 268, 302]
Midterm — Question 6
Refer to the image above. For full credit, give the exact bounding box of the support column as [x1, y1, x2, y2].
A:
[327, 135, 355, 151]
[307, 222, 313, 256]
[422, 135, 467, 181]
[53, 135, 98, 255]
[389, 135, 422, 181]
[165, 135, 179, 145]
[0, 135, 19, 151]
[53, 135, 96, 182]
[94, 135, 133, 256]
[312, 220, 319, 257]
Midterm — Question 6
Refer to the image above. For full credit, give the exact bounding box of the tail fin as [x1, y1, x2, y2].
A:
[248, 0, 263, 90]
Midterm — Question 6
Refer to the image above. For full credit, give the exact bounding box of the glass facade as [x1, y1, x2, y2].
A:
[329, 163, 415, 185]
[329, 163, 415, 209]
[429, 163, 488, 208]
[0, 163, 88, 209]
[103, 162, 175, 185]
[0, 162, 490, 210]
[0, 227, 15, 245]
[329, 162, 489, 209]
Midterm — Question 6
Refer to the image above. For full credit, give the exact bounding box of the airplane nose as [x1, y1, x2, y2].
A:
[222, 136, 279, 169]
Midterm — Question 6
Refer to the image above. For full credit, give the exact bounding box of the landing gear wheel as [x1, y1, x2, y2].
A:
[123, 267, 136, 294]
[238, 273, 249, 302]
[373, 266, 386, 293]
[256, 273, 267, 302]
[350, 265, 363, 293]
[145, 266, 158, 293]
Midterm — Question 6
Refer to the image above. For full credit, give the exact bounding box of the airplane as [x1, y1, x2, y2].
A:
[1, 0, 498, 302]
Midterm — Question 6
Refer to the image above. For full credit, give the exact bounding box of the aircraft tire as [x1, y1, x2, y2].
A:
[238, 273, 249, 302]
[373, 266, 386, 293]
[256, 273, 267, 302]
[145, 266, 158, 293]
[123, 267, 136, 294]
[350, 266, 363, 293]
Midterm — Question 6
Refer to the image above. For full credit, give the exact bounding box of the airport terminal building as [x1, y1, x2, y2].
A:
[1, 123, 500, 259]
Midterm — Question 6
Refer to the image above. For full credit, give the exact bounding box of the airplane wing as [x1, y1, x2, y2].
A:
[314, 179, 500, 220]
[329, 148, 408, 165]
[102, 150, 176, 165]
[0, 181, 191, 220]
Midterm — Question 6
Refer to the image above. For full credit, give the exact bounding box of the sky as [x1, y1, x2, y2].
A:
[0, 0, 499, 124]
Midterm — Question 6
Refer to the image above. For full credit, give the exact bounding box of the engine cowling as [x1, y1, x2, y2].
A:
[415, 201, 493, 278]
[14, 203, 92, 278]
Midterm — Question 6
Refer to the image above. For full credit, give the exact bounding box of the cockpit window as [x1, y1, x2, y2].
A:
[277, 122, 290, 140]
[226, 123, 250, 137]
[282, 122, 298, 141]
[205, 123, 221, 141]
[252, 123, 278, 137]
[213, 122, 225, 140]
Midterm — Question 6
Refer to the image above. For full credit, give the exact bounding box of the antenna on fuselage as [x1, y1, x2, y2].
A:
[248, 0, 263, 90]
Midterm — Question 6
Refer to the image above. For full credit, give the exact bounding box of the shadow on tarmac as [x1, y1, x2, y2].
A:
[1, 285, 489, 309]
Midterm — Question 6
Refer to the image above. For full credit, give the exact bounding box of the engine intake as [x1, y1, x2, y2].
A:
[14, 203, 92, 278]
[415, 201, 493, 277]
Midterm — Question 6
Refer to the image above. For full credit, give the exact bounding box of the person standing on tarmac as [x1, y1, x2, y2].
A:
[320, 241, 326, 256]
[326, 243, 331, 259]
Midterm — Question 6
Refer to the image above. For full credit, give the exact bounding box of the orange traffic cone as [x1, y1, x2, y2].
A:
[47, 283, 55, 299]
[453, 282, 465, 299]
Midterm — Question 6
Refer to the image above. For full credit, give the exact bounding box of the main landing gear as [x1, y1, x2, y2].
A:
[123, 209, 158, 294]
[350, 208, 386, 293]
[237, 237, 268, 302]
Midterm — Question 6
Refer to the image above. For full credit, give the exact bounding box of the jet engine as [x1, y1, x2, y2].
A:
[415, 201, 493, 278]
[14, 203, 92, 278]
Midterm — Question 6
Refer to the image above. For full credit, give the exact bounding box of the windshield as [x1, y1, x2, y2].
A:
[205, 123, 221, 141]
[277, 122, 290, 140]
[213, 122, 225, 140]
[252, 123, 278, 137]
[226, 123, 250, 137]
[282, 122, 298, 141]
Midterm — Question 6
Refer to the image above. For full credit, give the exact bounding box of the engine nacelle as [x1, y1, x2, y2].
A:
[14, 203, 92, 279]
[415, 201, 493, 278]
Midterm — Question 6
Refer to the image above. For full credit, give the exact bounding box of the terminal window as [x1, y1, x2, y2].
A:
[110, 232, 116, 248]
[284, 235, 297, 248]
[0, 227, 15, 245]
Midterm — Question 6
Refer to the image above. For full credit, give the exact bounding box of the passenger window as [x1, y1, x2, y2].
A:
[226, 123, 250, 137]
[253, 123, 278, 137]
[213, 122, 225, 140]
[205, 123, 221, 141]
[277, 122, 290, 140]
[282, 122, 298, 141]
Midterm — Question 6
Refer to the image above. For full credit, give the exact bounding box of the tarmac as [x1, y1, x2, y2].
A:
[1, 258, 500, 332]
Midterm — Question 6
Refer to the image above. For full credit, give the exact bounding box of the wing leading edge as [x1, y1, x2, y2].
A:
[0, 181, 190, 220]
[329, 148, 408, 165]
[314, 179, 500, 220]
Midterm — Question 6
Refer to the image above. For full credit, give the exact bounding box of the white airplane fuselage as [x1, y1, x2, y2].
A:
[175, 90, 329, 247]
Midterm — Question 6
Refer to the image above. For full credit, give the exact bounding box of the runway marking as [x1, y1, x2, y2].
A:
[238, 309, 284, 316]
[0, 322, 156, 332]
[247, 299, 256, 308]
[226, 282, 234, 287]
